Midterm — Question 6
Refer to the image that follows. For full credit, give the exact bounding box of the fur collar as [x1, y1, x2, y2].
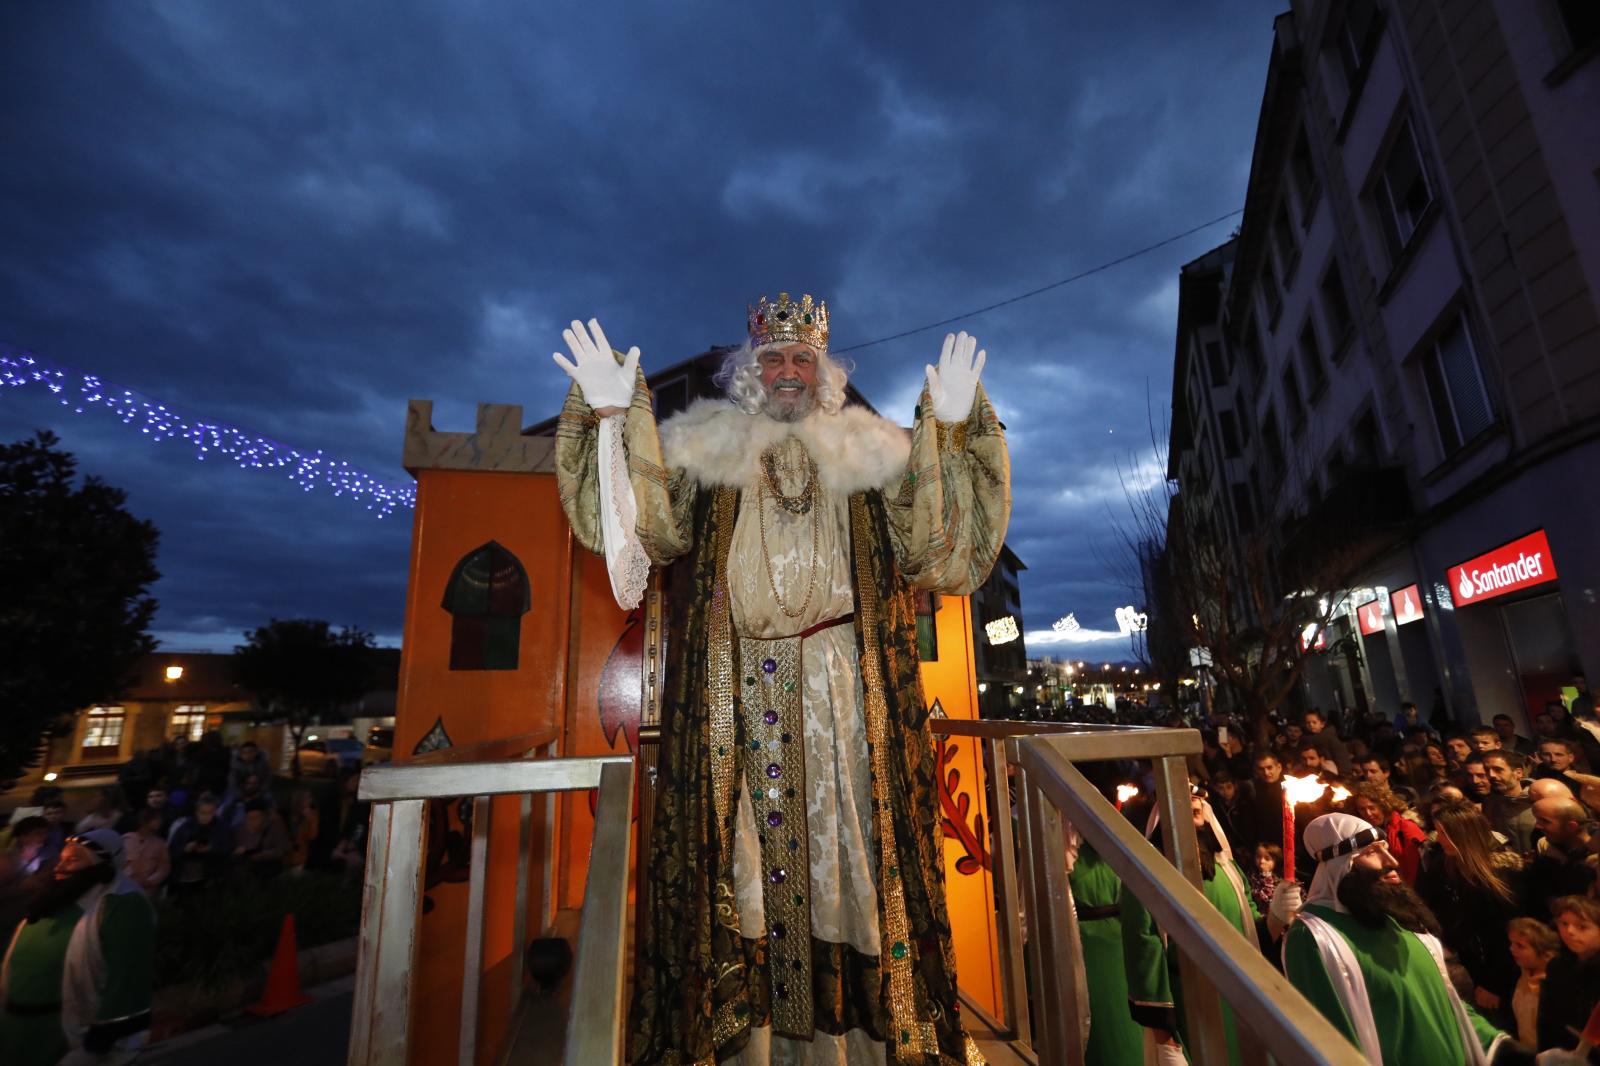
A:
[659, 398, 911, 493]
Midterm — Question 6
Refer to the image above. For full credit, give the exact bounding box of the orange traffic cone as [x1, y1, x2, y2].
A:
[247, 913, 314, 1017]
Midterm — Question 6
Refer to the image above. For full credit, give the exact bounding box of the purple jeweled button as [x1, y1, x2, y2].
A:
[776, 981, 789, 1000]
[763, 710, 779, 725]
[770, 868, 787, 884]
[766, 763, 782, 779]
[762, 658, 777, 674]
[771, 920, 786, 939]
[767, 810, 783, 828]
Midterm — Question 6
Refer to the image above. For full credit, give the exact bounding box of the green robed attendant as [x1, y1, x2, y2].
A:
[1281, 812, 1540, 1066]
[553, 294, 1010, 1065]
[0, 828, 155, 1066]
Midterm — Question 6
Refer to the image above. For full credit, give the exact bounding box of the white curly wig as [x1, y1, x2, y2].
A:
[713, 340, 853, 416]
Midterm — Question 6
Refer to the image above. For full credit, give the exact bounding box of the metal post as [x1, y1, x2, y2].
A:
[1154, 754, 1229, 1065]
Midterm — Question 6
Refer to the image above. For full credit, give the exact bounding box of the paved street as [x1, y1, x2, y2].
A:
[137, 979, 352, 1066]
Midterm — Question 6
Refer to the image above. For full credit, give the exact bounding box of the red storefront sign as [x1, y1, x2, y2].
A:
[1448, 529, 1558, 607]
[1390, 584, 1424, 626]
[1356, 598, 1385, 636]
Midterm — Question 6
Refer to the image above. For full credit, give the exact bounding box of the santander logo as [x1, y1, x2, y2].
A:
[1447, 530, 1558, 607]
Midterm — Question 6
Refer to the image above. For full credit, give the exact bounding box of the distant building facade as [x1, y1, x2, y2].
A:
[971, 544, 1028, 717]
[1168, 0, 1599, 729]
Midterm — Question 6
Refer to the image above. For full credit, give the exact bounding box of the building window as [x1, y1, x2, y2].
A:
[1219, 409, 1242, 458]
[1231, 483, 1256, 532]
[1298, 319, 1327, 399]
[1240, 319, 1266, 386]
[1335, 0, 1381, 88]
[1282, 363, 1306, 432]
[1421, 314, 1495, 456]
[82, 705, 126, 758]
[1262, 410, 1284, 484]
[442, 541, 531, 671]
[1260, 263, 1283, 327]
[1234, 387, 1252, 443]
[1320, 260, 1354, 349]
[1204, 341, 1228, 387]
[1290, 128, 1318, 213]
[1375, 117, 1433, 259]
[1272, 202, 1299, 284]
[170, 705, 207, 742]
[1554, 0, 1600, 53]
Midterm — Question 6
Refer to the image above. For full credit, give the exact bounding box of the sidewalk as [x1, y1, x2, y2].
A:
[136, 974, 353, 1066]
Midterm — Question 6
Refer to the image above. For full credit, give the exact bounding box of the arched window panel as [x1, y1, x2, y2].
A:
[442, 541, 531, 671]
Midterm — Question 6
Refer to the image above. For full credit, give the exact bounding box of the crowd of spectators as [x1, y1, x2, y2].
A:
[1109, 676, 1600, 1059]
[0, 732, 371, 940]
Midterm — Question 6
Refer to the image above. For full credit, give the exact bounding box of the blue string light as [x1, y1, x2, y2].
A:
[1, 344, 415, 517]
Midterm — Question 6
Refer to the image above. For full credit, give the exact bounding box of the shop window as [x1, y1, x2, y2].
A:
[1299, 319, 1327, 400]
[442, 541, 531, 671]
[1421, 314, 1495, 456]
[915, 592, 941, 662]
[170, 705, 207, 742]
[1374, 118, 1433, 260]
[1320, 260, 1354, 352]
[82, 705, 126, 759]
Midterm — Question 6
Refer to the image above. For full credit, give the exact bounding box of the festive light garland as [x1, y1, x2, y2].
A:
[1, 345, 415, 516]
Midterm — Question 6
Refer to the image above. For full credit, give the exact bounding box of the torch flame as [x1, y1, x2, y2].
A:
[1116, 784, 1140, 805]
[1330, 784, 1352, 804]
[1281, 774, 1329, 806]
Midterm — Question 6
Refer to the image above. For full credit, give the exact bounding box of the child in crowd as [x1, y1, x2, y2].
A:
[1538, 895, 1600, 1053]
[1250, 842, 1283, 915]
[1507, 916, 1559, 1048]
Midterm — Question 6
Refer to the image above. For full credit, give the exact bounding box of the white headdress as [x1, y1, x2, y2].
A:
[1303, 813, 1384, 913]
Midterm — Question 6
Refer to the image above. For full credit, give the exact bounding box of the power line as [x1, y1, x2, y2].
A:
[832, 207, 1242, 355]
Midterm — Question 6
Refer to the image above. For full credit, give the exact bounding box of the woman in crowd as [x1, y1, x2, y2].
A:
[1347, 782, 1426, 884]
[1418, 801, 1526, 1024]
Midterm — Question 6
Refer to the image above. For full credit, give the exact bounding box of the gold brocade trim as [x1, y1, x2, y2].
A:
[934, 419, 968, 454]
[557, 409, 598, 429]
[709, 488, 739, 858]
[849, 494, 934, 1061]
[712, 998, 747, 1048]
[738, 634, 815, 1038]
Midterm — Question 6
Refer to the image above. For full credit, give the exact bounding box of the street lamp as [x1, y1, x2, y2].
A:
[165, 665, 184, 681]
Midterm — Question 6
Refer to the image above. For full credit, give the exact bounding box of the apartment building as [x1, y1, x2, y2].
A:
[1169, 0, 1599, 728]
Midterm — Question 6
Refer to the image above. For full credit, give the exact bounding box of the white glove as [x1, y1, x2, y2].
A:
[1269, 880, 1303, 927]
[924, 331, 986, 423]
[552, 318, 641, 412]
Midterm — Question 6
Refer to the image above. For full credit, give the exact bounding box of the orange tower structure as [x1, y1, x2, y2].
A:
[389, 392, 1001, 1063]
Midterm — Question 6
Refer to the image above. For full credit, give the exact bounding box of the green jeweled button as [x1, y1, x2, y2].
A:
[735, 1002, 749, 1018]
[900, 1029, 911, 1045]
[745, 676, 756, 685]
[891, 940, 908, 959]
[717, 745, 727, 756]
[907, 471, 918, 484]
[783, 681, 795, 692]
[792, 892, 804, 907]
[889, 864, 899, 878]
[750, 740, 761, 750]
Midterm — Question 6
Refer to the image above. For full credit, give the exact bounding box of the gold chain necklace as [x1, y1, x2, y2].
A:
[760, 447, 817, 515]
[757, 447, 821, 619]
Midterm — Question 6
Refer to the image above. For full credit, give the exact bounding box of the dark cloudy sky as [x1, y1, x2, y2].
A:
[1, 1, 1279, 656]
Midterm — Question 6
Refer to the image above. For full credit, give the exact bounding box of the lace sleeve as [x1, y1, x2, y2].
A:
[597, 413, 651, 610]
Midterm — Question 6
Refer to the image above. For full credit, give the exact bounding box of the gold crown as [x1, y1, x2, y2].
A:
[747, 292, 829, 351]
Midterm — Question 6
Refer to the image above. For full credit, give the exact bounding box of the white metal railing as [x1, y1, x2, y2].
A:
[346, 754, 635, 1066]
[929, 719, 1368, 1066]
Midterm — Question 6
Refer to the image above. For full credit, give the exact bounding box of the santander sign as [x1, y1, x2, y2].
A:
[1448, 529, 1558, 607]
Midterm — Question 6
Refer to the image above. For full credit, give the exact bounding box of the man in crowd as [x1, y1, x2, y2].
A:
[220, 773, 274, 830]
[1463, 755, 1494, 809]
[1208, 771, 1258, 856]
[0, 829, 155, 1065]
[167, 793, 233, 901]
[1356, 753, 1421, 817]
[115, 786, 176, 838]
[227, 740, 269, 798]
[1483, 751, 1538, 853]
[121, 807, 170, 896]
[1446, 734, 1475, 773]
[1250, 752, 1289, 861]
[1494, 714, 1535, 756]
[1302, 709, 1352, 779]
[1395, 701, 1440, 740]
[1537, 738, 1581, 776]
[1470, 725, 1505, 755]
[1525, 797, 1597, 919]
[231, 800, 291, 883]
[1281, 813, 1533, 1064]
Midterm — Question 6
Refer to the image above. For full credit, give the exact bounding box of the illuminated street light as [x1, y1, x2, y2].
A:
[165, 665, 184, 681]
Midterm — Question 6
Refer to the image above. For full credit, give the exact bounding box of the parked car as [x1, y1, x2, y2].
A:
[297, 736, 364, 777]
[363, 726, 395, 766]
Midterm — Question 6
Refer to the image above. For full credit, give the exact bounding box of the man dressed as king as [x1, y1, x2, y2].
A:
[553, 293, 1009, 1065]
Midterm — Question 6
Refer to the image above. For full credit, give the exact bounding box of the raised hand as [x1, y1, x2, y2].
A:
[924, 331, 986, 422]
[552, 318, 641, 413]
